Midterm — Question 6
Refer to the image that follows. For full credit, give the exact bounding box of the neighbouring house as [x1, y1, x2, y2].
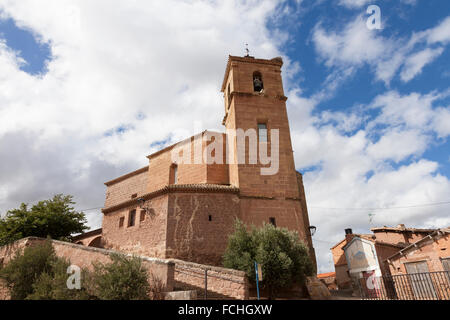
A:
[330, 225, 436, 290]
[386, 228, 450, 275]
[317, 272, 337, 291]
[382, 228, 450, 300]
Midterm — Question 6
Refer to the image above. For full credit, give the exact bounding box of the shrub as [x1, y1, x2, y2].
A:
[223, 219, 315, 299]
[0, 240, 56, 299]
[90, 253, 151, 300]
[27, 258, 90, 300]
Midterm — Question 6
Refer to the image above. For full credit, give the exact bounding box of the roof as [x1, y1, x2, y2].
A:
[104, 166, 149, 186]
[330, 234, 375, 250]
[72, 228, 102, 241]
[385, 227, 450, 262]
[317, 272, 336, 279]
[220, 55, 284, 92]
[371, 225, 436, 234]
[146, 130, 224, 160]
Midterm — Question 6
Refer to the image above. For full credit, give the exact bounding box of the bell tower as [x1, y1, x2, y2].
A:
[221, 55, 298, 199]
[221, 55, 316, 266]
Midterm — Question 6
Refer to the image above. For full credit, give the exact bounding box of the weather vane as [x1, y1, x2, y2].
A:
[245, 43, 250, 57]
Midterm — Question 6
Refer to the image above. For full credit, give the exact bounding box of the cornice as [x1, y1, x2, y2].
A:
[102, 184, 240, 214]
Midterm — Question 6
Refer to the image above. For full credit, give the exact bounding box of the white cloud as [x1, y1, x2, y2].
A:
[400, 47, 444, 82]
[312, 14, 450, 86]
[338, 0, 372, 9]
[287, 88, 450, 272]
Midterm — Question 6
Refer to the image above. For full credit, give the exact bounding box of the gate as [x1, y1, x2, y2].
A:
[357, 271, 450, 300]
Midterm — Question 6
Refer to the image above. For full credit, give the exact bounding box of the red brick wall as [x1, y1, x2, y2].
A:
[105, 167, 149, 208]
[170, 258, 248, 300]
[0, 237, 175, 298]
[102, 195, 169, 258]
[166, 192, 240, 266]
[388, 233, 450, 274]
[1, 237, 249, 300]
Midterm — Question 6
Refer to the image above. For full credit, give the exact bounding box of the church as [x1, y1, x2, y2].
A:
[74, 54, 316, 268]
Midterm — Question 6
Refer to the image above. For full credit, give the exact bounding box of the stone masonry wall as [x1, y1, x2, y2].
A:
[0, 237, 250, 300]
[166, 192, 240, 266]
[170, 258, 248, 300]
[102, 194, 169, 258]
[0, 237, 175, 298]
[104, 167, 149, 208]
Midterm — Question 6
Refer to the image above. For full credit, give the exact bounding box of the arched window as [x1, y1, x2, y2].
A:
[253, 71, 263, 92]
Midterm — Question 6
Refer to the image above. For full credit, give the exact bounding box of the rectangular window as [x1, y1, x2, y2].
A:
[442, 258, 450, 272]
[140, 210, 146, 222]
[119, 217, 124, 228]
[128, 209, 136, 227]
[173, 165, 178, 184]
[269, 217, 276, 227]
[258, 123, 267, 142]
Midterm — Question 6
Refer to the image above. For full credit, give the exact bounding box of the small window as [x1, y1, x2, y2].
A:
[227, 83, 231, 109]
[119, 217, 124, 228]
[170, 164, 178, 185]
[208, 215, 212, 221]
[442, 258, 450, 272]
[269, 217, 276, 227]
[258, 123, 268, 142]
[253, 71, 263, 92]
[140, 210, 146, 222]
[128, 209, 136, 227]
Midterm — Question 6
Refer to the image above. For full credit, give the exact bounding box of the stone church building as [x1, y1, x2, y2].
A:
[74, 55, 316, 268]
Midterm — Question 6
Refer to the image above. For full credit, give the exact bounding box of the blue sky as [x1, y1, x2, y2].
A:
[0, 0, 449, 273]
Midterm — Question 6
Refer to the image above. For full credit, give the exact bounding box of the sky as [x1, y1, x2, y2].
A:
[0, 0, 449, 273]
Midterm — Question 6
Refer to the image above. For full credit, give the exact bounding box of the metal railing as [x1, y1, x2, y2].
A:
[357, 271, 450, 300]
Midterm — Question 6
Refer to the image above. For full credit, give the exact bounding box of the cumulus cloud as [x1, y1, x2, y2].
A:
[400, 47, 444, 82]
[312, 14, 450, 86]
[287, 88, 450, 272]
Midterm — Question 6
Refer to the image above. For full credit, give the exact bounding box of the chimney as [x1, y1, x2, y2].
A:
[345, 228, 353, 242]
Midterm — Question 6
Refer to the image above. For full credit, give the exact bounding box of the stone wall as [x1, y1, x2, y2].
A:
[102, 194, 169, 258]
[0, 237, 249, 300]
[0, 237, 175, 299]
[170, 258, 248, 300]
[166, 192, 240, 266]
[104, 166, 149, 208]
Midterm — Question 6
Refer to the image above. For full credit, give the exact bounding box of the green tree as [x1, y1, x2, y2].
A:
[223, 219, 315, 299]
[0, 194, 88, 245]
[90, 253, 151, 300]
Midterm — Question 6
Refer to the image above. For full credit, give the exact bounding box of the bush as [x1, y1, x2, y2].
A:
[90, 253, 151, 300]
[0, 243, 160, 300]
[0, 240, 56, 299]
[223, 220, 315, 299]
[27, 258, 90, 300]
